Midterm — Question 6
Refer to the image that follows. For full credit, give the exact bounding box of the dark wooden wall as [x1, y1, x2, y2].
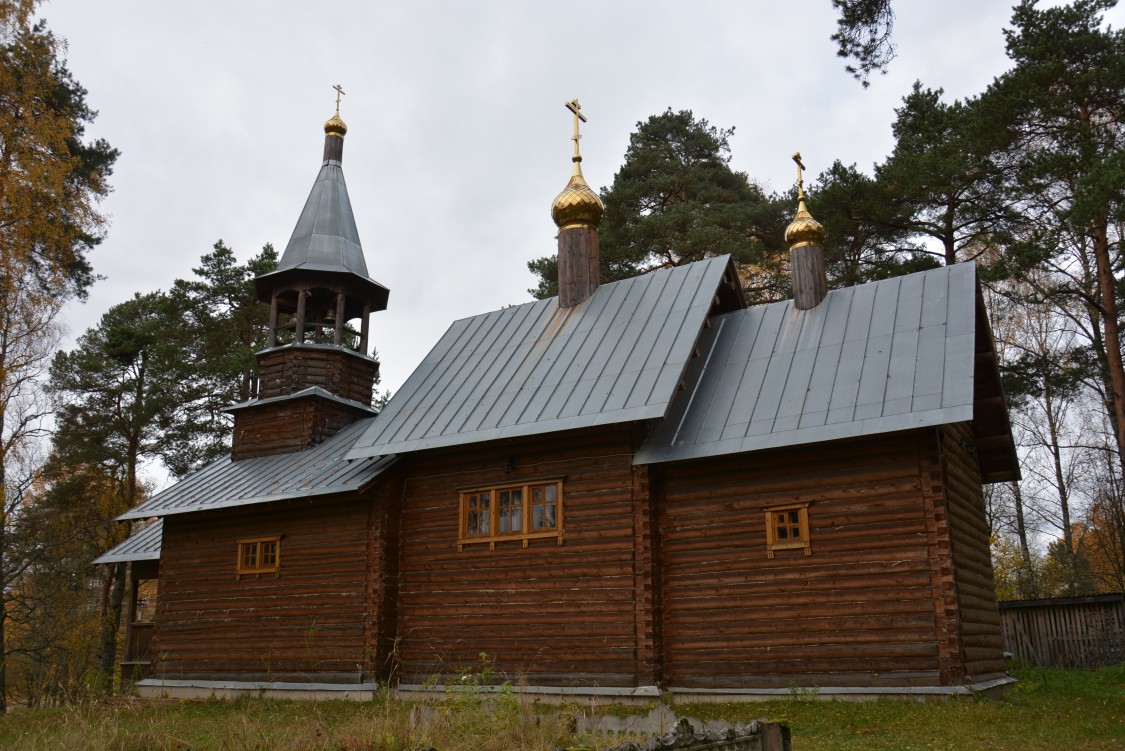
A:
[231, 397, 371, 460]
[392, 425, 656, 686]
[658, 428, 991, 689]
[152, 496, 372, 683]
[938, 423, 1006, 681]
[257, 347, 377, 405]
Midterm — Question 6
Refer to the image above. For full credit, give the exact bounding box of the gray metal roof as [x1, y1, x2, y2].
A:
[119, 419, 396, 520]
[273, 161, 370, 278]
[93, 519, 162, 564]
[635, 262, 979, 464]
[346, 256, 737, 459]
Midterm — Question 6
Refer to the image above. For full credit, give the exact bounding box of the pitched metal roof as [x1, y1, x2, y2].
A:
[275, 161, 369, 278]
[224, 385, 378, 415]
[253, 158, 390, 309]
[93, 519, 162, 564]
[119, 419, 396, 520]
[635, 262, 981, 464]
[346, 257, 739, 459]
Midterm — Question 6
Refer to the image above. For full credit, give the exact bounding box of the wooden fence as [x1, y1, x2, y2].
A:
[999, 593, 1125, 668]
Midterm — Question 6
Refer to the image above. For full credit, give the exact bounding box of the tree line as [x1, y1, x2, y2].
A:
[0, 0, 1121, 709]
[528, 1, 1125, 597]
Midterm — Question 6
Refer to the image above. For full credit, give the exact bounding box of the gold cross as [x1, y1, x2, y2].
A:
[333, 83, 346, 112]
[565, 98, 587, 160]
[792, 152, 807, 200]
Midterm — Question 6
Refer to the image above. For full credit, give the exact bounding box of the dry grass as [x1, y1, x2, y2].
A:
[1, 666, 1123, 750]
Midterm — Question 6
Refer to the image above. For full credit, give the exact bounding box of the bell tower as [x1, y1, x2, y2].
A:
[230, 88, 390, 460]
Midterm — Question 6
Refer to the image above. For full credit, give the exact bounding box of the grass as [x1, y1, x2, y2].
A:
[0, 666, 1122, 750]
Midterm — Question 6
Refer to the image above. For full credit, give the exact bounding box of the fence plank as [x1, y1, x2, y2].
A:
[998, 594, 1125, 668]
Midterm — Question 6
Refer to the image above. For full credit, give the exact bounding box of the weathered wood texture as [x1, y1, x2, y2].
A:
[1000, 594, 1125, 668]
[257, 347, 377, 405]
[365, 467, 404, 682]
[789, 244, 827, 310]
[658, 429, 993, 689]
[557, 226, 599, 308]
[152, 497, 372, 683]
[394, 426, 649, 686]
[938, 423, 1006, 680]
[231, 396, 371, 460]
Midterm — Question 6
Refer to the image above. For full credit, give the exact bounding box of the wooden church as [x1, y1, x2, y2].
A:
[97, 99, 1019, 700]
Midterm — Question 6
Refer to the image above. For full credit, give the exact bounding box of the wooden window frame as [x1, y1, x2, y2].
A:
[237, 535, 281, 578]
[458, 479, 564, 551]
[765, 503, 811, 558]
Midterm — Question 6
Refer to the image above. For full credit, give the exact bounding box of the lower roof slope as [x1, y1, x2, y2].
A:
[119, 418, 395, 520]
[93, 519, 163, 564]
[346, 256, 741, 459]
[636, 261, 1019, 480]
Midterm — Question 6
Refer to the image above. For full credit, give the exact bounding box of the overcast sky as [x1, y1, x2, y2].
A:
[43, 0, 1123, 401]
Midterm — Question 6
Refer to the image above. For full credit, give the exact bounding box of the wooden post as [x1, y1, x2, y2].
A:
[334, 291, 346, 346]
[123, 568, 139, 662]
[268, 294, 279, 347]
[558, 225, 599, 308]
[359, 303, 371, 355]
[790, 244, 827, 310]
[294, 288, 307, 343]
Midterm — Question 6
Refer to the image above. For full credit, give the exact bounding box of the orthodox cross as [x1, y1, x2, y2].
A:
[565, 98, 587, 160]
[333, 83, 346, 112]
[792, 152, 807, 200]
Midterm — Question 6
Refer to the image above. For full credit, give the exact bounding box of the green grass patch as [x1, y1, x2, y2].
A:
[0, 667, 1122, 750]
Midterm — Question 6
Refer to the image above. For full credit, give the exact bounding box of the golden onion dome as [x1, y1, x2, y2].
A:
[324, 111, 348, 137]
[551, 159, 605, 229]
[785, 196, 825, 248]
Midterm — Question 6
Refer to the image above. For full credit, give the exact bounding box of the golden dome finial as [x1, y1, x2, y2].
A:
[324, 83, 348, 137]
[785, 151, 825, 248]
[551, 98, 604, 229]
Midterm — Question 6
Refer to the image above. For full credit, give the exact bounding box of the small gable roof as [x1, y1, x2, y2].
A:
[119, 418, 396, 520]
[346, 256, 742, 459]
[635, 262, 1019, 481]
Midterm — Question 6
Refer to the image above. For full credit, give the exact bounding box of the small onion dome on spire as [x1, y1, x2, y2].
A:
[784, 151, 825, 248]
[324, 111, 347, 137]
[551, 161, 604, 229]
[551, 98, 604, 229]
[785, 195, 825, 248]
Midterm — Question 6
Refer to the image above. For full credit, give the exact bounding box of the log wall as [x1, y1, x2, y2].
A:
[152, 496, 372, 683]
[394, 425, 651, 686]
[231, 396, 371, 460]
[658, 430, 965, 689]
[257, 347, 378, 405]
[939, 423, 1006, 681]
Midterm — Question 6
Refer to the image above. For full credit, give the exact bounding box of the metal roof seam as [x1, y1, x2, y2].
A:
[412, 303, 522, 439]
[456, 300, 558, 434]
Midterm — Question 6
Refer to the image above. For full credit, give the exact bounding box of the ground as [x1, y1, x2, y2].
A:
[1, 666, 1123, 750]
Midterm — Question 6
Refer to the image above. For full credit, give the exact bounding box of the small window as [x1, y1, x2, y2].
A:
[237, 536, 281, 578]
[765, 503, 810, 558]
[459, 480, 563, 550]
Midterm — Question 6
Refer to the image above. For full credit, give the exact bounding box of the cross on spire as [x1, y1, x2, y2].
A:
[565, 98, 587, 162]
[792, 152, 807, 200]
[333, 83, 346, 113]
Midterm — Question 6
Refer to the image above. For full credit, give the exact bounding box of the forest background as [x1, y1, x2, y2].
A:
[1, 0, 1123, 711]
